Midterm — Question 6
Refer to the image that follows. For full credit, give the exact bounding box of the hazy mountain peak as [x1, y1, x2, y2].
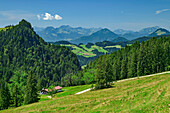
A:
[59, 25, 72, 29]
[139, 26, 159, 34]
[149, 28, 170, 37]
[95, 28, 115, 34]
[71, 28, 119, 44]
[113, 29, 133, 34]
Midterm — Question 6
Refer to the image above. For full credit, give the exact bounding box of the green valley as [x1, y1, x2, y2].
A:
[51, 41, 122, 66]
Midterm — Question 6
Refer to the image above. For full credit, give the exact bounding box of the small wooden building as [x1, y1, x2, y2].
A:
[40, 86, 63, 95]
[54, 86, 63, 92]
[40, 88, 49, 95]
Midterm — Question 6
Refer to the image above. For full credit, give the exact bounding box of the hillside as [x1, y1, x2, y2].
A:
[149, 28, 170, 37]
[35, 25, 101, 42]
[0, 19, 80, 86]
[70, 28, 119, 44]
[111, 37, 128, 43]
[77, 36, 170, 86]
[2, 72, 169, 113]
[51, 41, 122, 66]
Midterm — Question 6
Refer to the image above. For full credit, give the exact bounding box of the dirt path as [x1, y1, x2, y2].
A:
[75, 88, 92, 95]
[116, 71, 170, 83]
[75, 71, 170, 95]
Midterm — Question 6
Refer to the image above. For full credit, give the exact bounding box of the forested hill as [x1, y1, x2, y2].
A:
[0, 19, 81, 87]
[79, 36, 170, 88]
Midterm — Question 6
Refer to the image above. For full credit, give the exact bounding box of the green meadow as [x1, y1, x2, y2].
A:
[60, 44, 109, 58]
[2, 73, 169, 113]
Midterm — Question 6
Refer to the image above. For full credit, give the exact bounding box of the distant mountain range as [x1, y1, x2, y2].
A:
[34, 25, 101, 42]
[113, 29, 134, 34]
[119, 26, 160, 40]
[70, 28, 119, 44]
[35, 25, 170, 45]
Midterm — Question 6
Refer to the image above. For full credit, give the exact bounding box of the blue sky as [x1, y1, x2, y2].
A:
[0, 0, 170, 31]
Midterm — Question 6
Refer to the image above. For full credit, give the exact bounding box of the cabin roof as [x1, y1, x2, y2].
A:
[54, 86, 62, 90]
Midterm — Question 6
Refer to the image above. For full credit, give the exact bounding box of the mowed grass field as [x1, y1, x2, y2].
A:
[1, 73, 169, 113]
[60, 44, 113, 58]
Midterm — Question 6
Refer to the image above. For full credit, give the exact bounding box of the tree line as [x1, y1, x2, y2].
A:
[69, 36, 170, 88]
[0, 71, 38, 110]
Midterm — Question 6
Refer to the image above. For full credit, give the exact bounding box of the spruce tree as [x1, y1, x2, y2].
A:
[105, 59, 113, 87]
[24, 71, 39, 105]
[95, 57, 105, 89]
[12, 84, 20, 107]
[0, 79, 10, 110]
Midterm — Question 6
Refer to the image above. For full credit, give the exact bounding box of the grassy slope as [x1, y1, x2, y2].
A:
[60, 44, 121, 58]
[2, 73, 169, 113]
[60, 44, 96, 57]
[104, 45, 121, 48]
[39, 85, 91, 102]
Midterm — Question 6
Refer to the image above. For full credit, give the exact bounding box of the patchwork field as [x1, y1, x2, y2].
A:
[60, 44, 121, 58]
[2, 73, 169, 113]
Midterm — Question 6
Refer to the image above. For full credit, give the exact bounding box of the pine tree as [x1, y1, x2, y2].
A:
[95, 57, 105, 89]
[105, 59, 113, 87]
[95, 56, 114, 89]
[24, 71, 39, 105]
[12, 84, 19, 107]
[0, 79, 10, 110]
[37, 77, 42, 91]
[137, 41, 145, 77]
[120, 57, 127, 79]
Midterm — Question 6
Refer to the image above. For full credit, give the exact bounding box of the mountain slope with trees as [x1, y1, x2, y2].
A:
[0, 19, 81, 109]
[76, 36, 170, 88]
[0, 19, 80, 87]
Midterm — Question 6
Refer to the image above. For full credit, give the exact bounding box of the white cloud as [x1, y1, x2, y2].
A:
[43, 13, 54, 20]
[155, 9, 169, 14]
[37, 14, 41, 20]
[37, 13, 62, 21]
[54, 14, 62, 20]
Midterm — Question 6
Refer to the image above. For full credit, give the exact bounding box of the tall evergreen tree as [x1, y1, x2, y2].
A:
[12, 84, 20, 107]
[105, 58, 114, 86]
[120, 56, 127, 79]
[24, 71, 39, 105]
[0, 79, 10, 110]
[95, 57, 106, 89]
[137, 41, 145, 77]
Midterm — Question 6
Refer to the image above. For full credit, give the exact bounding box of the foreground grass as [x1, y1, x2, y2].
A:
[1, 73, 169, 113]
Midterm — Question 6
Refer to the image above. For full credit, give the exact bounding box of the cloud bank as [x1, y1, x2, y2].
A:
[37, 13, 62, 20]
[155, 9, 169, 14]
